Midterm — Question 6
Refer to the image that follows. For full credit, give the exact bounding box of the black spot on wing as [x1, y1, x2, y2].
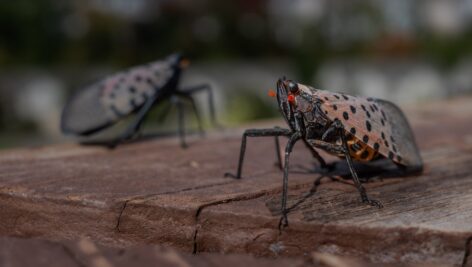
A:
[361, 150, 369, 159]
[333, 104, 338, 111]
[334, 94, 340, 99]
[342, 94, 349, 100]
[350, 105, 356, 113]
[363, 135, 369, 144]
[388, 151, 394, 160]
[146, 78, 155, 86]
[350, 127, 356, 135]
[381, 110, 386, 120]
[366, 120, 372, 131]
[343, 112, 349, 120]
[373, 142, 380, 150]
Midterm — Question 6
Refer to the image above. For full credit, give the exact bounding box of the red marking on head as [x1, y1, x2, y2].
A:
[268, 89, 276, 97]
[287, 94, 295, 104]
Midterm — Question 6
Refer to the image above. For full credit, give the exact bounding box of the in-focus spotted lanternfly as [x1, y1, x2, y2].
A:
[61, 53, 218, 148]
[226, 77, 423, 227]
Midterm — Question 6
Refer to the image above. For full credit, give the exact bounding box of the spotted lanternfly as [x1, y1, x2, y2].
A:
[61, 53, 218, 148]
[226, 78, 423, 227]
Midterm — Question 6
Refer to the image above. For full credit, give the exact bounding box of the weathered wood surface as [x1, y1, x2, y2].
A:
[0, 236, 309, 267]
[0, 236, 441, 267]
[1, 97, 472, 266]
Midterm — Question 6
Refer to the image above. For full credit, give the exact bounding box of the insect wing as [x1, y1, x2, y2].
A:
[61, 60, 174, 136]
[309, 88, 421, 168]
[61, 81, 112, 135]
[375, 99, 422, 170]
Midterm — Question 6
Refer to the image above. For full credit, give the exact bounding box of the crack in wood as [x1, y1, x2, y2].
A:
[113, 181, 234, 234]
[115, 200, 129, 233]
[192, 190, 277, 254]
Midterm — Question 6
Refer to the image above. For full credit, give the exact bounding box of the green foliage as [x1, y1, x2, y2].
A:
[224, 89, 279, 124]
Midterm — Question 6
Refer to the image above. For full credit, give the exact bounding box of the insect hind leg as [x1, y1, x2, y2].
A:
[279, 132, 302, 230]
[107, 93, 159, 149]
[334, 120, 383, 208]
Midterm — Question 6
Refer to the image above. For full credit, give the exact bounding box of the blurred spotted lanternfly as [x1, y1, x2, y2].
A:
[225, 78, 423, 227]
[61, 53, 219, 148]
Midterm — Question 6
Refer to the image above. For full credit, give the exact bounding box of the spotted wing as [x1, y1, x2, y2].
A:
[309, 88, 421, 168]
[61, 60, 175, 135]
[375, 99, 423, 170]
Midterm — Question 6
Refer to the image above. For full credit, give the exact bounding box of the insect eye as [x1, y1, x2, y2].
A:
[288, 82, 299, 94]
[287, 94, 295, 104]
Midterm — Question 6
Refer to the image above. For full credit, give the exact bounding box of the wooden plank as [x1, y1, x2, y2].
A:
[1, 97, 471, 266]
[0, 236, 310, 267]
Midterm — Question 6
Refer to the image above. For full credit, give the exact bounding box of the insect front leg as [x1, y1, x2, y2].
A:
[279, 132, 302, 229]
[178, 84, 220, 128]
[333, 120, 383, 208]
[275, 138, 328, 171]
[224, 128, 292, 179]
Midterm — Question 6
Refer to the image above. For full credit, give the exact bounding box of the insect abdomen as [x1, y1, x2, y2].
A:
[347, 134, 378, 162]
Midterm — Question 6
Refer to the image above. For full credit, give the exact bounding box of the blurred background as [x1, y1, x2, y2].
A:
[0, 0, 471, 148]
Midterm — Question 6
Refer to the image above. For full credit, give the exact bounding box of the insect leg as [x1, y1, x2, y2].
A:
[108, 94, 159, 148]
[224, 128, 292, 179]
[179, 84, 220, 128]
[274, 135, 283, 170]
[335, 121, 383, 208]
[307, 139, 345, 154]
[177, 93, 204, 137]
[279, 132, 302, 229]
[274, 137, 328, 172]
[171, 96, 188, 148]
[302, 140, 328, 168]
[155, 100, 174, 123]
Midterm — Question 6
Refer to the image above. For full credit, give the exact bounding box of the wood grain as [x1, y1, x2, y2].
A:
[1, 97, 471, 266]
